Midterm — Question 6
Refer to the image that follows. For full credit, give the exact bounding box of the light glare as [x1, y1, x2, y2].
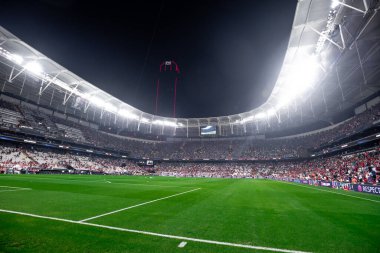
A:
[266, 109, 276, 117]
[331, 0, 340, 8]
[118, 109, 138, 120]
[10, 54, 23, 64]
[89, 96, 105, 107]
[104, 102, 117, 112]
[25, 61, 43, 75]
[255, 112, 266, 119]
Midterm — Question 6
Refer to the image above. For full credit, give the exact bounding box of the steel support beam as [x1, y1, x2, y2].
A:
[336, 67, 346, 101]
[309, 26, 344, 50]
[335, 1, 366, 14]
[62, 83, 79, 105]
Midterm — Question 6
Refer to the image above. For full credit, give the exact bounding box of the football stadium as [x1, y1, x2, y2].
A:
[0, 0, 380, 252]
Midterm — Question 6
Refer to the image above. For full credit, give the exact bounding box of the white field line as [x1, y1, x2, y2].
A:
[79, 188, 201, 222]
[277, 181, 380, 203]
[0, 189, 31, 193]
[0, 208, 311, 253]
[0, 186, 31, 190]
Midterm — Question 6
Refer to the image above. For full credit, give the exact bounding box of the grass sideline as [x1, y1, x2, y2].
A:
[0, 174, 379, 253]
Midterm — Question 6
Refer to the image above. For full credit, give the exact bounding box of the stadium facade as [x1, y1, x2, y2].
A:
[0, 0, 379, 139]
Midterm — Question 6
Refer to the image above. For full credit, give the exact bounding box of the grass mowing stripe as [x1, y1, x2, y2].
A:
[0, 186, 32, 193]
[0, 208, 311, 253]
[277, 181, 380, 203]
[1, 176, 195, 188]
[79, 188, 202, 222]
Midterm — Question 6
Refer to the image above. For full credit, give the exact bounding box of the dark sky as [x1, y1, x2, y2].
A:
[0, 0, 296, 118]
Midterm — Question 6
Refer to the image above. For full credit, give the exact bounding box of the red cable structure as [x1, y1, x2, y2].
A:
[155, 61, 180, 117]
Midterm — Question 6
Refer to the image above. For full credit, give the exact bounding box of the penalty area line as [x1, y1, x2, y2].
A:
[79, 188, 201, 222]
[0, 208, 311, 253]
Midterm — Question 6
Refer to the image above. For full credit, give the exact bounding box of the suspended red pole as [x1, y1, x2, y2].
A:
[155, 79, 160, 114]
[173, 77, 178, 117]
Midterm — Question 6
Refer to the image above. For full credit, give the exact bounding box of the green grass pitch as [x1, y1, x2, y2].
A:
[0, 174, 379, 253]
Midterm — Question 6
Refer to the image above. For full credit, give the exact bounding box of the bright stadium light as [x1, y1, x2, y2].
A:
[89, 96, 105, 107]
[82, 93, 92, 99]
[255, 112, 266, 119]
[25, 61, 43, 75]
[118, 109, 139, 120]
[153, 120, 178, 127]
[275, 97, 291, 109]
[163, 120, 177, 127]
[240, 115, 254, 124]
[266, 108, 276, 117]
[276, 55, 320, 109]
[331, 0, 340, 8]
[140, 117, 150, 123]
[10, 54, 23, 64]
[104, 102, 117, 113]
[286, 56, 319, 92]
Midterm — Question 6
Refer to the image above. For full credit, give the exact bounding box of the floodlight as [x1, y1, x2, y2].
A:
[266, 109, 276, 117]
[152, 120, 177, 127]
[240, 115, 254, 124]
[82, 93, 91, 99]
[255, 112, 266, 119]
[117, 109, 127, 116]
[274, 55, 320, 110]
[89, 96, 105, 107]
[25, 61, 43, 75]
[331, 0, 340, 8]
[118, 109, 138, 120]
[276, 55, 320, 109]
[153, 120, 163, 125]
[275, 96, 291, 109]
[163, 120, 177, 127]
[287, 56, 319, 92]
[141, 117, 150, 123]
[128, 113, 139, 120]
[104, 102, 117, 113]
[10, 54, 23, 64]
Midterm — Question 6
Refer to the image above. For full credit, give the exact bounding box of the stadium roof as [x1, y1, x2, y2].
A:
[0, 0, 379, 135]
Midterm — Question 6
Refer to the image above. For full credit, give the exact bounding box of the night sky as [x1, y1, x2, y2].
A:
[0, 0, 296, 118]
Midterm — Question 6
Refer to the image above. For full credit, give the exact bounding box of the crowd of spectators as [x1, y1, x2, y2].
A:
[0, 144, 144, 175]
[1, 142, 379, 185]
[0, 99, 379, 160]
[154, 148, 380, 184]
[264, 149, 380, 184]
